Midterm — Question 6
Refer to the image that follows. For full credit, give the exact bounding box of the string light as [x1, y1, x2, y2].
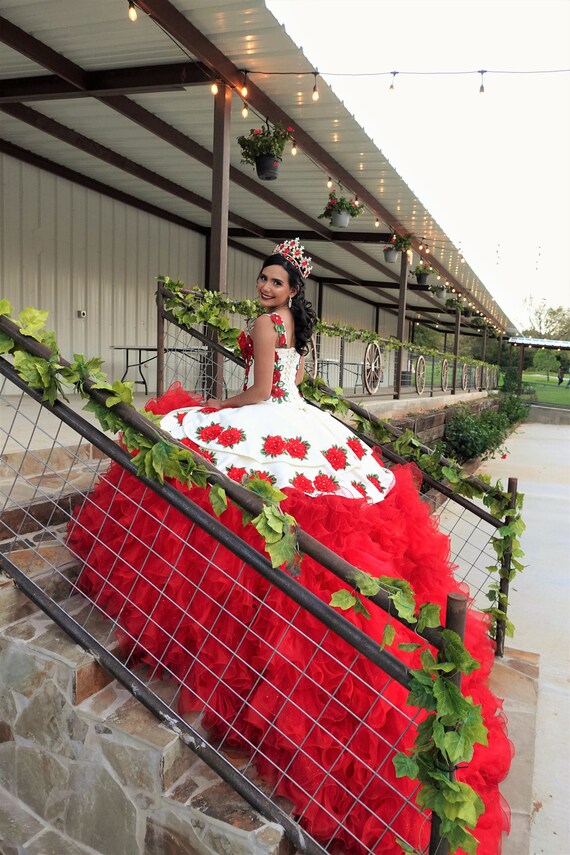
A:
[240, 71, 248, 98]
[327, 176, 333, 188]
[354, 195, 359, 206]
[389, 71, 398, 92]
[128, 1, 137, 22]
[241, 101, 249, 119]
[291, 139, 298, 156]
[478, 69, 486, 94]
[375, 217, 380, 228]
[418, 240, 423, 250]
[210, 81, 219, 95]
[312, 72, 320, 102]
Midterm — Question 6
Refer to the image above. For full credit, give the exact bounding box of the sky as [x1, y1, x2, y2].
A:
[266, 0, 570, 331]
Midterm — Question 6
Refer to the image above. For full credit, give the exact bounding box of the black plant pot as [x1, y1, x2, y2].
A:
[255, 155, 281, 181]
[416, 273, 428, 286]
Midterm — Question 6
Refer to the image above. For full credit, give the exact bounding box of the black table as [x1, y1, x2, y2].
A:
[112, 346, 206, 395]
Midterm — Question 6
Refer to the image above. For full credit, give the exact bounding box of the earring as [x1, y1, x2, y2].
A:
[288, 295, 292, 308]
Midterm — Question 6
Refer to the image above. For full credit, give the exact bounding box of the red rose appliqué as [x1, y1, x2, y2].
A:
[197, 423, 223, 443]
[227, 466, 247, 482]
[347, 437, 366, 460]
[218, 427, 245, 448]
[262, 435, 286, 457]
[314, 472, 339, 492]
[285, 437, 309, 460]
[323, 446, 348, 471]
[290, 473, 315, 493]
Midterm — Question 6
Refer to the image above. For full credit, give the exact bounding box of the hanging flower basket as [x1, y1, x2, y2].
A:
[237, 122, 294, 181]
[318, 191, 364, 228]
[331, 209, 351, 228]
[412, 263, 437, 285]
[255, 155, 281, 181]
[383, 247, 399, 263]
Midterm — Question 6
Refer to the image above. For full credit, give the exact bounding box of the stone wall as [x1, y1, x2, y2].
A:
[390, 397, 501, 447]
[0, 573, 291, 855]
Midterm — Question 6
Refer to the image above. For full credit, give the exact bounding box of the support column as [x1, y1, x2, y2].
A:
[209, 83, 231, 292]
[481, 328, 488, 363]
[207, 83, 231, 399]
[451, 310, 461, 394]
[517, 345, 525, 393]
[393, 251, 410, 399]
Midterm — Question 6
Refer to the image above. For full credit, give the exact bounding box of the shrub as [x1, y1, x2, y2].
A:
[444, 407, 509, 463]
[499, 393, 530, 425]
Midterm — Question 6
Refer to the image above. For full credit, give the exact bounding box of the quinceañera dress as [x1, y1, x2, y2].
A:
[68, 260, 510, 855]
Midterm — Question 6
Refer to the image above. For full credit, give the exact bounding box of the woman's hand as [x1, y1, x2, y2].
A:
[204, 398, 223, 409]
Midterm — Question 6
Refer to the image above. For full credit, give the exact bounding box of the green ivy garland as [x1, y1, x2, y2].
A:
[0, 295, 519, 854]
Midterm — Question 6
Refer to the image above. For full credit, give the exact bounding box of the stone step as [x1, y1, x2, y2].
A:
[0, 542, 294, 855]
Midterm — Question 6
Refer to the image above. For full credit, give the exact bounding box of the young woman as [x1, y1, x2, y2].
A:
[68, 239, 511, 855]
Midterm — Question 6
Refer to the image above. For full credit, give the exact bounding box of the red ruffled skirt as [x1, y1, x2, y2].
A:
[66, 386, 511, 854]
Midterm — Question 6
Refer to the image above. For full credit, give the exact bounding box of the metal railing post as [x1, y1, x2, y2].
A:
[429, 592, 468, 855]
[495, 477, 518, 657]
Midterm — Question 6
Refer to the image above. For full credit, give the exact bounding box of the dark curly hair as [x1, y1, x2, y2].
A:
[259, 254, 317, 356]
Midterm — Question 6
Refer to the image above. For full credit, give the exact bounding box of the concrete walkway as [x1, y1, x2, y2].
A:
[479, 422, 570, 855]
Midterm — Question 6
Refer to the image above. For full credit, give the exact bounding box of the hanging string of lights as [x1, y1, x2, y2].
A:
[125, 1, 512, 330]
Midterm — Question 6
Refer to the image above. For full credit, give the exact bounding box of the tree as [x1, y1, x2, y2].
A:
[532, 348, 560, 381]
[523, 299, 570, 341]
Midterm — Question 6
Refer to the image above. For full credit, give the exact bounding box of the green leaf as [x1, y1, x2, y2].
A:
[0, 299, 12, 318]
[393, 752, 419, 780]
[0, 332, 14, 354]
[416, 602, 441, 632]
[398, 642, 422, 652]
[407, 674, 437, 712]
[209, 482, 228, 517]
[245, 477, 286, 503]
[381, 623, 396, 650]
[19, 306, 48, 333]
[266, 529, 297, 568]
[330, 589, 359, 611]
[441, 630, 480, 675]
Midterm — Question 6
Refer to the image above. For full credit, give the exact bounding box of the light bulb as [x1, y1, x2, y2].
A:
[389, 71, 397, 92]
[375, 218, 380, 228]
[241, 102, 248, 119]
[354, 196, 359, 206]
[312, 84, 319, 101]
[291, 141, 298, 156]
[240, 72, 248, 98]
[210, 82, 218, 95]
[418, 242, 423, 251]
[128, 1, 137, 22]
[327, 176, 333, 189]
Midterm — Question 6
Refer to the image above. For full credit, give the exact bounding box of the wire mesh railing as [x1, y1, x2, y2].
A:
[0, 357, 447, 855]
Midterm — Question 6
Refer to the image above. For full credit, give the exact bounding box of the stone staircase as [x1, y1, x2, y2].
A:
[0, 453, 294, 855]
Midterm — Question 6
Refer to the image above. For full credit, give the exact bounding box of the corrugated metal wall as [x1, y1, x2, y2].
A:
[0, 153, 205, 382]
[1, 152, 401, 395]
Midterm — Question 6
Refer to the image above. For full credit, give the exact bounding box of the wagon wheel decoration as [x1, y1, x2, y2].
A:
[304, 335, 318, 380]
[415, 355, 426, 395]
[461, 363, 468, 391]
[363, 341, 383, 394]
[474, 365, 482, 389]
[441, 358, 449, 392]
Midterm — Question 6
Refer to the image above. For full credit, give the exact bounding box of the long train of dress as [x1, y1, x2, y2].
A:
[66, 317, 511, 854]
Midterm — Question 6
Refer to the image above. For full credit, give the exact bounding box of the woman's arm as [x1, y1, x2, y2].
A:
[207, 314, 277, 409]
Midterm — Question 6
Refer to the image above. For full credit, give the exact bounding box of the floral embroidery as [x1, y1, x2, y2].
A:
[290, 473, 315, 493]
[269, 313, 287, 349]
[198, 407, 219, 414]
[262, 435, 287, 457]
[197, 422, 223, 443]
[227, 465, 248, 483]
[314, 472, 340, 493]
[218, 427, 246, 448]
[285, 437, 310, 460]
[347, 437, 366, 460]
[176, 412, 186, 425]
[367, 474, 385, 493]
[270, 350, 288, 402]
[351, 481, 369, 498]
[322, 445, 348, 471]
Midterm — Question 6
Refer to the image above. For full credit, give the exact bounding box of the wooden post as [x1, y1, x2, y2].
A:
[517, 345, 525, 394]
[156, 282, 165, 396]
[428, 592, 468, 855]
[393, 250, 409, 399]
[207, 83, 231, 399]
[481, 328, 488, 363]
[495, 478, 518, 657]
[451, 310, 461, 394]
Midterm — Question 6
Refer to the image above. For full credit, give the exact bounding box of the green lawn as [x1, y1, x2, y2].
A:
[521, 372, 570, 406]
